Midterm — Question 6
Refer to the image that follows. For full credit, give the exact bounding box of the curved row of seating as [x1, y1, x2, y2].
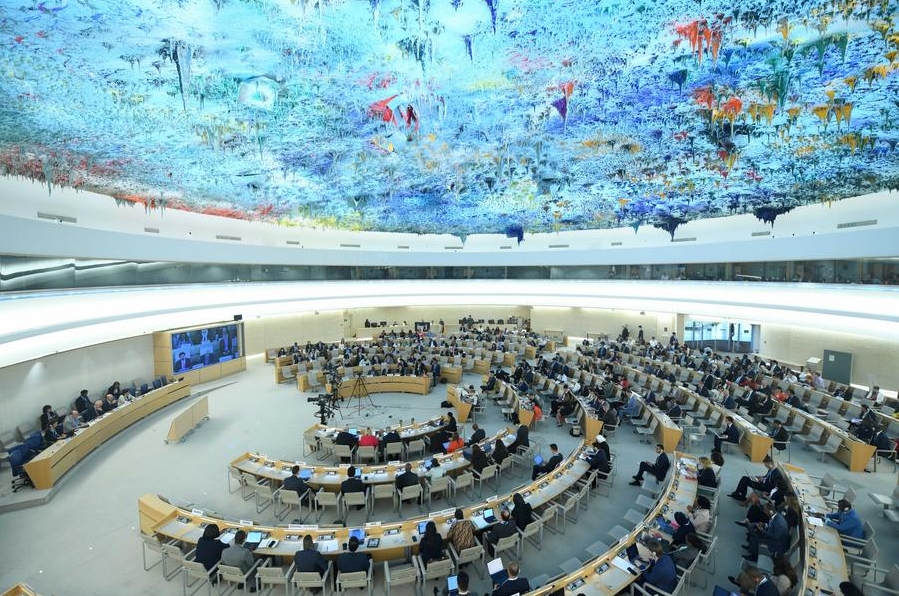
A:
[138, 441, 603, 595]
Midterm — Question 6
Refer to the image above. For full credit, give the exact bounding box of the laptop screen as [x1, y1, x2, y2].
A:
[482, 508, 494, 519]
[534, 454, 544, 465]
[447, 576, 458, 594]
[246, 531, 264, 544]
[349, 428, 358, 436]
[349, 528, 366, 541]
[424, 459, 433, 470]
[299, 468, 313, 480]
[626, 543, 640, 561]
[354, 467, 362, 477]
[442, 442, 451, 451]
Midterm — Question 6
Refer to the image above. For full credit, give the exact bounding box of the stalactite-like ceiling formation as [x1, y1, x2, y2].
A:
[1, 0, 898, 236]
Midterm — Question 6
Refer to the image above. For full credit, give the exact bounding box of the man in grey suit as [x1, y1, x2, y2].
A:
[220, 530, 257, 592]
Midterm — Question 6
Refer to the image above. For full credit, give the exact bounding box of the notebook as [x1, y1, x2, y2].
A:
[482, 508, 497, 523]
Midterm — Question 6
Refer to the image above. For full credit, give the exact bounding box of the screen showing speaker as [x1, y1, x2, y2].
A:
[171, 324, 242, 373]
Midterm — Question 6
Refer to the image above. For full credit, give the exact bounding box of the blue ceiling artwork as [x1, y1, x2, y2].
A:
[1, 0, 897, 237]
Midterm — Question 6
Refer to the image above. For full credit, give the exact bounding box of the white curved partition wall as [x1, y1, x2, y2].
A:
[1, 279, 898, 437]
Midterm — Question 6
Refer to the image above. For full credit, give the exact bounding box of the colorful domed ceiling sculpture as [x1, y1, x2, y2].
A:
[1, 0, 897, 236]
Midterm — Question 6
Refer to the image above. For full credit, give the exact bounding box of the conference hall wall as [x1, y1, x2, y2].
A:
[0, 336, 153, 437]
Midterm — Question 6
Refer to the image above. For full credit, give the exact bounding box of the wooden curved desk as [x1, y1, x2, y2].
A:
[297, 372, 431, 395]
[233, 428, 513, 491]
[527, 452, 699, 596]
[24, 380, 190, 490]
[302, 416, 448, 457]
[140, 443, 591, 563]
[780, 463, 849, 593]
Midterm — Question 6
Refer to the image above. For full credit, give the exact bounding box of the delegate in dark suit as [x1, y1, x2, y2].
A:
[642, 553, 678, 595]
[631, 446, 670, 485]
[467, 426, 486, 446]
[770, 425, 790, 451]
[731, 463, 783, 501]
[294, 540, 328, 576]
[337, 543, 370, 574]
[531, 447, 562, 480]
[745, 509, 789, 561]
[341, 474, 367, 496]
[492, 577, 530, 596]
[714, 421, 740, 451]
[486, 517, 517, 557]
[283, 471, 311, 505]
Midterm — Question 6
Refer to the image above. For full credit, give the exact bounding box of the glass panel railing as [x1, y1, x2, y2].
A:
[1, 255, 898, 293]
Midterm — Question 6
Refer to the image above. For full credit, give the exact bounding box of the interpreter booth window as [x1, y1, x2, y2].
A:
[684, 319, 753, 354]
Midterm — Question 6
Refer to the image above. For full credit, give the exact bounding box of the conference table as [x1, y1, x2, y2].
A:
[768, 400, 876, 472]
[527, 452, 699, 596]
[302, 416, 448, 457]
[446, 384, 475, 423]
[232, 428, 514, 491]
[782, 463, 849, 594]
[298, 372, 432, 395]
[140, 443, 593, 563]
[24, 380, 190, 490]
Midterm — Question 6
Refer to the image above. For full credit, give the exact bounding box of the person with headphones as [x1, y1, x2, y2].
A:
[823, 498, 864, 539]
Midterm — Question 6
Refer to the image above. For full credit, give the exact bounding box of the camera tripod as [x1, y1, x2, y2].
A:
[346, 374, 375, 416]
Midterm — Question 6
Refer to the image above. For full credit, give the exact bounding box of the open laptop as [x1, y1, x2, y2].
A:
[418, 521, 429, 534]
[487, 558, 508, 585]
[245, 530, 265, 550]
[447, 575, 459, 596]
[299, 468, 313, 480]
[482, 507, 497, 523]
[442, 441, 451, 451]
[534, 454, 544, 465]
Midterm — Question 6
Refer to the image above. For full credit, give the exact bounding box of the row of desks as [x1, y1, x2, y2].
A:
[234, 428, 514, 491]
[25, 380, 191, 490]
[528, 452, 699, 596]
[605, 351, 873, 469]
[297, 373, 433, 396]
[782, 463, 849, 594]
[141, 443, 593, 563]
[302, 416, 447, 457]
[615, 351, 876, 470]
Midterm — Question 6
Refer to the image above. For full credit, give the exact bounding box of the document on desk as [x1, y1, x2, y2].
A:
[807, 516, 824, 527]
[318, 539, 339, 553]
[611, 556, 638, 575]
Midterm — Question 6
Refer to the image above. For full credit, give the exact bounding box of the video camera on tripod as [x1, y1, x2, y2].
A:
[308, 393, 335, 425]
